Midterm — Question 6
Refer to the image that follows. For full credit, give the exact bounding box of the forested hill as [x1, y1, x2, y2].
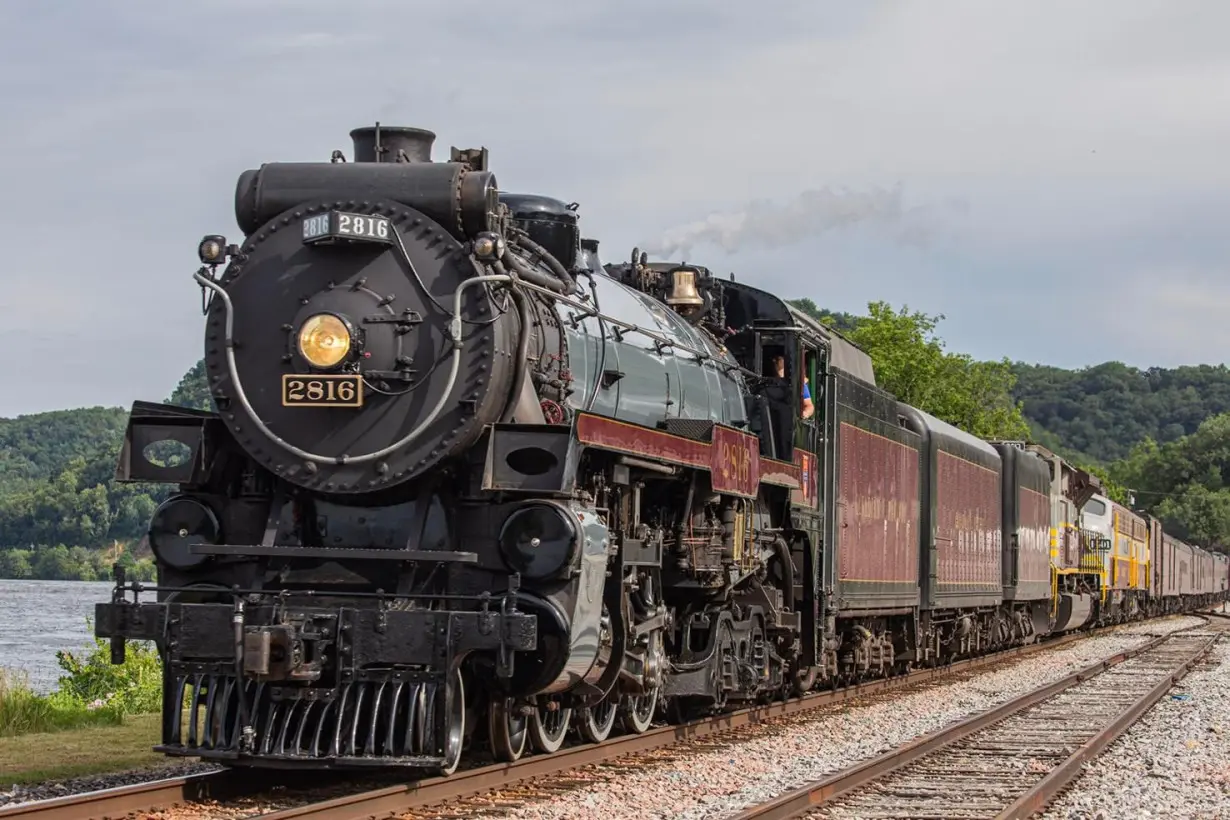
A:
[2, 300, 1228, 581]
[0, 365, 206, 580]
[1010, 362, 1230, 464]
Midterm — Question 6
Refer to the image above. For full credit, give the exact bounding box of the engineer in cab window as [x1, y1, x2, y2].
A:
[771, 355, 815, 420]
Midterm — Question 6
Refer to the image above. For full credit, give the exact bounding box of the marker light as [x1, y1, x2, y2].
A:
[198, 235, 227, 264]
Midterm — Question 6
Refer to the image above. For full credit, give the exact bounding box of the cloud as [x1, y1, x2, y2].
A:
[1104, 267, 1230, 364]
[600, 1, 1230, 191]
[0, 0, 1228, 416]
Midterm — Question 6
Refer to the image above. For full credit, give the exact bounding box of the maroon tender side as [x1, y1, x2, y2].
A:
[935, 451, 1002, 590]
[838, 422, 920, 585]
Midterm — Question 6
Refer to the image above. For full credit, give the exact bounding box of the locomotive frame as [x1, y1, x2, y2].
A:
[95, 122, 1230, 776]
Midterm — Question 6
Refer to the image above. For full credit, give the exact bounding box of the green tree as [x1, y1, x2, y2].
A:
[1153, 485, 1230, 549]
[785, 299, 861, 334]
[824, 301, 1030, 441]
[108, 490, 158, 542]
[168, 359, 211, 411]
[0, 549, 32, 578]
[33, 545, 77, 580]
[1107, 414, 1230, 551]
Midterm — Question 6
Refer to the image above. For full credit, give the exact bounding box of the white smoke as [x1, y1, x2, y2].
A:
[639, 184, 936, 259]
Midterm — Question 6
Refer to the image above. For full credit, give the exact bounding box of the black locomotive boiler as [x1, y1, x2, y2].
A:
[96, 122, 1229, 776]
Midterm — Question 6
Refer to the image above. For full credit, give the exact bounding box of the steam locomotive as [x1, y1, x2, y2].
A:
[95, 123, 1230, 775]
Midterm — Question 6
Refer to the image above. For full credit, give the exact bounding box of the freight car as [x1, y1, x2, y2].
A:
[94, 122, 1230, 775]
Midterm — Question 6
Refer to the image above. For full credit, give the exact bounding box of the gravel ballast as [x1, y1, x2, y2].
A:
[476, 616, 1207, 820]
[1039, 627, 1230, 820]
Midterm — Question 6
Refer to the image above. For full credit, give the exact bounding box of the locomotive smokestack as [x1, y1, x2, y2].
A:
[349, 124, 436, 163]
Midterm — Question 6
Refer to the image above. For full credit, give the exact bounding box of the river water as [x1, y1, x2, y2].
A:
[0, 580, 116, 693]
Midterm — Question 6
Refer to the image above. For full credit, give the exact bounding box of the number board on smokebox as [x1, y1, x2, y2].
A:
[302, 211, 392, 245]
[282, 374, 364, 407]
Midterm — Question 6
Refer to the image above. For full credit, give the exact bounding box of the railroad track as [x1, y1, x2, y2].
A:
[730, 619, 1224, 820]
[0, 614, 1216, 820]
[0, 650, 1027, 820]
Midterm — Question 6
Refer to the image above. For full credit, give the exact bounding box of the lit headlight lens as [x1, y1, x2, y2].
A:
[498, 502, 579, 581]
[298, 313, 352, 368]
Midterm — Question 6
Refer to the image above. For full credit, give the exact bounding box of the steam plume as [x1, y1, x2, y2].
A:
[639, 184, 935, 259]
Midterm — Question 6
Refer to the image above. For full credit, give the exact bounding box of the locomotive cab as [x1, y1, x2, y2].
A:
[748, 335, 800, 461]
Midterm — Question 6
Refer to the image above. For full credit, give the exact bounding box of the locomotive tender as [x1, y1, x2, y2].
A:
[95, 123, 1230, 774]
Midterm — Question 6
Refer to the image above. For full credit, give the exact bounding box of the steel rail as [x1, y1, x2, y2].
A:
[0, 769, 267, 820]
[0, 617, 1194, 820]
[728, 620, 1220, 820]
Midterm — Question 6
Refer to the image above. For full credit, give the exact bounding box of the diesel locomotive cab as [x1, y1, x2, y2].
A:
[94, 124, 612, 773]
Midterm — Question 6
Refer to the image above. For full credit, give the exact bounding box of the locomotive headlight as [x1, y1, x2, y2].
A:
[297, 313, 353, 369]
[498, 502, 579, 582]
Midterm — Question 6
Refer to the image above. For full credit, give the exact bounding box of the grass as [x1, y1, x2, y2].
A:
[0, 627, 162, 738]
[0, 669, 126, 738]
[0, 712, 169, 787]
[0, 627, 170, 785]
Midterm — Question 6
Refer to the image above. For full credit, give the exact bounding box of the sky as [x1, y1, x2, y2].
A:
[2, 0, 1229, 417]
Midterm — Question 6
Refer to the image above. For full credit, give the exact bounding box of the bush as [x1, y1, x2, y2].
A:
[0, 620, 162, 737]
[55, 624, 162, 716]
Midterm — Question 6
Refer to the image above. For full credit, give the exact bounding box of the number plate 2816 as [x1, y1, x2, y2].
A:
[302, 211, 392, 245]
[282, 374, 364, 407]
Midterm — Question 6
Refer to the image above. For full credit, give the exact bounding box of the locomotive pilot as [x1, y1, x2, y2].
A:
[772, 355, 815, 419]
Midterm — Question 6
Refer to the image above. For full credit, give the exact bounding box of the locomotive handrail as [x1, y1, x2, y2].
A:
[578, 269, 609, 413]
[193, 269, 510, 465]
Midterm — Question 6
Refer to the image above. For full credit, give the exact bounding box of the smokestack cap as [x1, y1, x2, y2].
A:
[350, 125, 436, 163]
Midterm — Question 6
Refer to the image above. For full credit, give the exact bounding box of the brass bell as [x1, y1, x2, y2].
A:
[665, 268, 705, 309]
